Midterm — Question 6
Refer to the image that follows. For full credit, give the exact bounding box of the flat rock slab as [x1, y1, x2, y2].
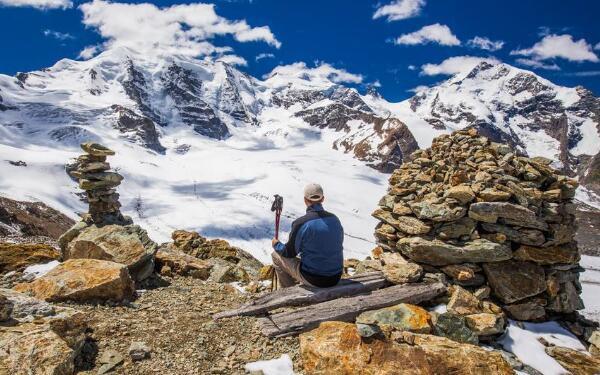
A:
[14, 258, 135, 303]
[398, 237, 512, 266]
[0, 243, 60, 273]
[483, 260, 547, 304]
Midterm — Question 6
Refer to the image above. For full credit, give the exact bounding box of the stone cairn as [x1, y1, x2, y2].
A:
[67, 142, 132, 226]
[371, 128, 583, 322]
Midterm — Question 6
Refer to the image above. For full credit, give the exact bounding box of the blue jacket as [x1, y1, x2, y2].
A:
[273, 203, 344, 285]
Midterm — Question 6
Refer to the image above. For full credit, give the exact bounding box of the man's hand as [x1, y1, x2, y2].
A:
[272, 238, 280, 247]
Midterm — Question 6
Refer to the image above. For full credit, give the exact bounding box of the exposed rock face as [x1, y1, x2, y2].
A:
[0, 243, 60, 272]
[110, 104, 165, 153]
[162, 63, 229, 139]
[14, 258, 135, 303]
[372, 129, 583, 322]
[63, 224, 158, 281]
[545, 346, 600, 375]
[0, 196, 75, 239]
[300, 321, 513, 374]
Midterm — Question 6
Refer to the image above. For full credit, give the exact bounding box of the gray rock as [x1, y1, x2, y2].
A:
[398, 237, 512, 266]
[483, 260, 547, 304]
[129, 341, 151, 361]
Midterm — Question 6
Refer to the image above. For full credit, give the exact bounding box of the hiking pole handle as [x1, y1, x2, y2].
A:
[271, 194, 283, 240]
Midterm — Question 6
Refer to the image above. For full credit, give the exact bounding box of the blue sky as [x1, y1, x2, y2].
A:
[1, 0, 599, 101]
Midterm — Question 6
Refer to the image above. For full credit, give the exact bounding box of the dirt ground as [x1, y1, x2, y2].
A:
[72, 276, 301, 374]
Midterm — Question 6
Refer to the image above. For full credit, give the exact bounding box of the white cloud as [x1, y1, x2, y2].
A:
[78, 44, 101, 59]
[420, 55, 500, 76]
[407, 64, 416, 70]
[511, 34, 598, 62]
[595, 42, 600, 51]
[467, 36, 504, 51]
[515, 58, 560, 71]
[0, 0, 71, 9]
[43, 29, 74, 40]
[395, 23, 460, 46]
[265, 62, 363, 88]
[407, 85, 429, 93]
[564, 71, 600, 77]
[371, 80, 382, 87]
[216, 54, 247, 66]
[373, 0, 425, 22]
[78, 0, 280, 59]
[255, 53, 275, 61]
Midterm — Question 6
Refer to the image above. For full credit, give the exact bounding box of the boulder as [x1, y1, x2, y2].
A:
[482, 260, 547, 304]
[0, 306, 88, 375]
[545, 346, 600, 375]
[300, 321, 512, 375]
[154, 249, 212, 279]
[0, 243, 60, 273]
[63, 224, 157, 281]
[513, 244, 580, 265]
[355, 303, 431, 336]
[398, 237, 512, 266]
[14, 259, 134, 303]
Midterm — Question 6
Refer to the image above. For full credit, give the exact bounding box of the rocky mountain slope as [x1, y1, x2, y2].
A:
[0, 48, 598, 259]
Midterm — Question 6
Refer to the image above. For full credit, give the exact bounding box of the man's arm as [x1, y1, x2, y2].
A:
[272, 218, 306, 258]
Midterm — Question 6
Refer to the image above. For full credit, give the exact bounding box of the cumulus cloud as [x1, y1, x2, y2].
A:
[373, 0, 425, 22]
[255, 52, 274, 61]
[0, 0, 71, 9]
[78, 44, 101, 59]
[511, 34, 598, 62]
[420, 55, 500, 76]
[467, 36, 504, 51]
[265, 62, 363, 88]
[515, 58, 560, 71]
[78, 0, 280, 59]
[395, 23, 460, 46]
[216, 54, 247, 66]
[407, 85, 429, 93]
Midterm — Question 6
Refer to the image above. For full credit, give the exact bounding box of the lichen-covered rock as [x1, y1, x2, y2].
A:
[468, 202, 548, 230]
[513, 243, 580, 265]
[300, 321, 513, 375]
[465, 313, 505, 336]
[432, 312, 479, 345]
[14, 259, 134, 303]
[0, 243, 60, 273]
[356, 303, 431, 336]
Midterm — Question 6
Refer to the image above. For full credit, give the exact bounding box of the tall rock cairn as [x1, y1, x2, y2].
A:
[68, 142, 131, 225]
[373, 128, 582, 321]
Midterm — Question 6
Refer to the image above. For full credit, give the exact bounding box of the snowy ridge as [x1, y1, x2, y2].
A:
[1, 49, 600, 263]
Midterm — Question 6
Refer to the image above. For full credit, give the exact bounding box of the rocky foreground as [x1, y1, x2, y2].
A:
[2, 138, 600, 374]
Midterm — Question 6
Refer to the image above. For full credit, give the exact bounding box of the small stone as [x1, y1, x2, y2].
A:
[356, 323, 381, 338]
[504, 301, 546, 321]
[129, 341, 151, 361]
[80, 142, 115, 156]
[445, 185, 475, 205]
[0, 294, 14, 321]
[433, 312, 478, 345]
[98, 349, 124, 374]
[447, 286, 483, 315]
[465, 313, 505, 336]
[478, 188, 511, 202]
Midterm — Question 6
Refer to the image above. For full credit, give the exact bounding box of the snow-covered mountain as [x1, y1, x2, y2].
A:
[1, 48, 599, 261]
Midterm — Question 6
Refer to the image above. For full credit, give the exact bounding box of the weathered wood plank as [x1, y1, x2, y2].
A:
[258, 282, 446, 337]
[213, 272, 387, 319]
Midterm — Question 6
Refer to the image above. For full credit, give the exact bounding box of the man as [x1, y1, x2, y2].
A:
[271, 183, 344, 288]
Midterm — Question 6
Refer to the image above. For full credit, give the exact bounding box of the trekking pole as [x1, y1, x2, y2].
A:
[270, 194, 283, 291]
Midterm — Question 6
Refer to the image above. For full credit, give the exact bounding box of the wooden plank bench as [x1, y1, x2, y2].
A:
[214, 271, 387, 319]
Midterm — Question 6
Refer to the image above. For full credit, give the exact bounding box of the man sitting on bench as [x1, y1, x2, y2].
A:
[271, 183, 344, 288]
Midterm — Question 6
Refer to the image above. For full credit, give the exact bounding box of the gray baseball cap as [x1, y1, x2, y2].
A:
[304, 183, 324, 202]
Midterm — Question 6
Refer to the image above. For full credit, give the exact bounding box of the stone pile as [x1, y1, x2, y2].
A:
[371, 128, 583, 322]
[67, 142, 131, 226]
